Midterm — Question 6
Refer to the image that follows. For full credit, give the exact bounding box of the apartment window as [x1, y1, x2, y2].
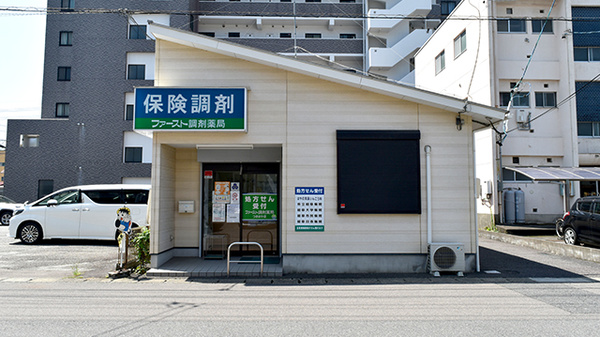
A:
[535, 92, 557, 107]
[497, 19, 527, 33]
[340, 0, 356, 2]
[20, 134, 39, 148]
[127, 65, 145, 80]
[578, 122, 600, 137]
[502, 168, 532, 182]
[38, 180, 54, 199]
[305, 0, 321, 2]
[574, 47, 600, 61]
[280, 33, 292, 38]
[124, 147, 143, 163]
[129, 25, 147, 39]
[56, 103, 70, 117]
[125, 104, 134, 121]
[228, 32, 240, 38]
[305, 33, 322, 39]
[435, 50, 445, 75]
[531, 19, 553, 33]
[340, 33, 356, 39]
[61, 0, 74, 11]
[441, 1, 456, 15]
[500, 92, 530, 107]
[280, 0, 292, 2]
[199, 32, 215, 37]
[454, 30, 467, 58]
[57, 67, 71, 81]
[59, 31, 72, 46]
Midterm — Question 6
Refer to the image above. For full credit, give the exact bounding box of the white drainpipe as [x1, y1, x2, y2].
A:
[425, 145, 432, 245]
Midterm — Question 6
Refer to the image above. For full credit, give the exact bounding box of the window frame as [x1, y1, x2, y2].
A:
[127, 64, 146, 80]
[454, 30, 467, 59]
[56, 103, 70, 117]
[305, 33, 322, 39]
[125, 104, 134, 121]
[500, 92, 530, 107]
[340, 33, 356, 39]
[59, 31, 73, 46]
[124, 147, 143, 163]
[578, 122, 600, 137]
[57, 66, 71, 81]
[531, 19, 553, 33]
[128, 25, 147, 40]
[435, 50, 445, 75]
[535, 92, 557, 107]
[61, 0, 74, 11]
[497, 18, 527, 33]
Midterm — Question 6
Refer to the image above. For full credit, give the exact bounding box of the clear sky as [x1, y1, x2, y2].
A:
[0, 0, 47, 146]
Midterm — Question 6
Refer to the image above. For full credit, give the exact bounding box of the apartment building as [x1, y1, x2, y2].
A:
[5, 0, 189, 202]
[6, 0, 457, 202]
[414, 0, 600, 226]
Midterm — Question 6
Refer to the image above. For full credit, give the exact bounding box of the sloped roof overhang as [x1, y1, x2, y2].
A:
[506, 167, 600, 181]
[147, 22, 505, 129]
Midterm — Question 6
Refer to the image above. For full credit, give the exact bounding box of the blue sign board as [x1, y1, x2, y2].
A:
[134, 87, 247, 131]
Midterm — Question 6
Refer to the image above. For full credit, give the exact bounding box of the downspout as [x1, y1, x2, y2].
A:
[425, 145, 432, 245]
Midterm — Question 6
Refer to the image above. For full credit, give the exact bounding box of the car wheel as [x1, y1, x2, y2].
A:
[19, 223, 42, 244]
[555, 218, 565, 238]
[0, 210, 12, 226]
[563, 227, 578, 245]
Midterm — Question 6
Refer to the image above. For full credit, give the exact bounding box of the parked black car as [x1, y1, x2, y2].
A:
[559, 196, 600, 246]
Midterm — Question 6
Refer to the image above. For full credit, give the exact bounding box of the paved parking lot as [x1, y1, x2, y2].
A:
[0, 226, 119, 279]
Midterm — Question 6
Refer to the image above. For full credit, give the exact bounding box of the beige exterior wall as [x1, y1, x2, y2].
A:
[150, 40, 478, 258]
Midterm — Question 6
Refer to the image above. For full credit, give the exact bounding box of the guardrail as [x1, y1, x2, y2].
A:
[226, 242, 264, 276]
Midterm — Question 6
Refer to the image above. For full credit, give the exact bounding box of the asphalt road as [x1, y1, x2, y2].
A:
[1, 226, 600, 336]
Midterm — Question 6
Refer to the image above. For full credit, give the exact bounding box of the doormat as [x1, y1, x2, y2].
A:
[239, 257, 281, 264]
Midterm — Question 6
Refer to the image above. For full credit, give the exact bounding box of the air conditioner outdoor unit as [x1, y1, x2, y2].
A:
[516, 110, 529, 123]
[428, 243, 466, 276]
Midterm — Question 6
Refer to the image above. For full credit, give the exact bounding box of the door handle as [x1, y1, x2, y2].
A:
[82, 208, 90, 212]
[72, 208, 80, 212]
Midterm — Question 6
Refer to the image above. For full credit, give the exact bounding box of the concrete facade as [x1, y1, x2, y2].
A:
[415, 0, 600, 226]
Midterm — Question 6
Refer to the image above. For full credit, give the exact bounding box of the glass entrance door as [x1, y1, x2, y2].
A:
[202, 163, 279, 258]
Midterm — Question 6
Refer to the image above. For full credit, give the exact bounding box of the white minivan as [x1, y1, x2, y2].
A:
[8, 184, 150, 244]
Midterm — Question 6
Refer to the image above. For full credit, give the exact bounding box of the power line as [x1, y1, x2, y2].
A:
[4, 6, 600, 22]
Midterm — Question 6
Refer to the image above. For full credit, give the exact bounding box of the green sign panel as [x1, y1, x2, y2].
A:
[242, 193, 277, 221]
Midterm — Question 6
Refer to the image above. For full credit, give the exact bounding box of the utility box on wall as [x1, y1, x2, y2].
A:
[178, 201, 194, 213]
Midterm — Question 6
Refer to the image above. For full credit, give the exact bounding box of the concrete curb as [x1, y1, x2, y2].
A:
[479, 230, 600, 263]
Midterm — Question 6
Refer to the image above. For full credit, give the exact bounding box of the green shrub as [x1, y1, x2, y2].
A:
[132, 226, 150, 274]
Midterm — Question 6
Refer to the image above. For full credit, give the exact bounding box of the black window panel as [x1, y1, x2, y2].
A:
[340, 33, 356, 39]
[126, 104, 134, 120]
[56, 103, 69, 117]
[578, 122, 593, 136]
[441, 1, 456, 15]
[199, 32, 215, 37]
[61, 0, 74, 11]
[127, 65, 145, 80]
[59, 31, 72, 46]
[280, 33, 292, 38]
[532, 19, 553, 33]
[38, 180, 54, 199]
[574, 48, 589, 61]
[305, 33, 321, 38]
[228, 32, 240, 38]
[122, 190, 149, 204]
[337, 130, 421, 214]
[57, 67, 71, 81]
[84, 190, 122, 204]
[125, 147, 143, 163]
[129, 25, 147, 39]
